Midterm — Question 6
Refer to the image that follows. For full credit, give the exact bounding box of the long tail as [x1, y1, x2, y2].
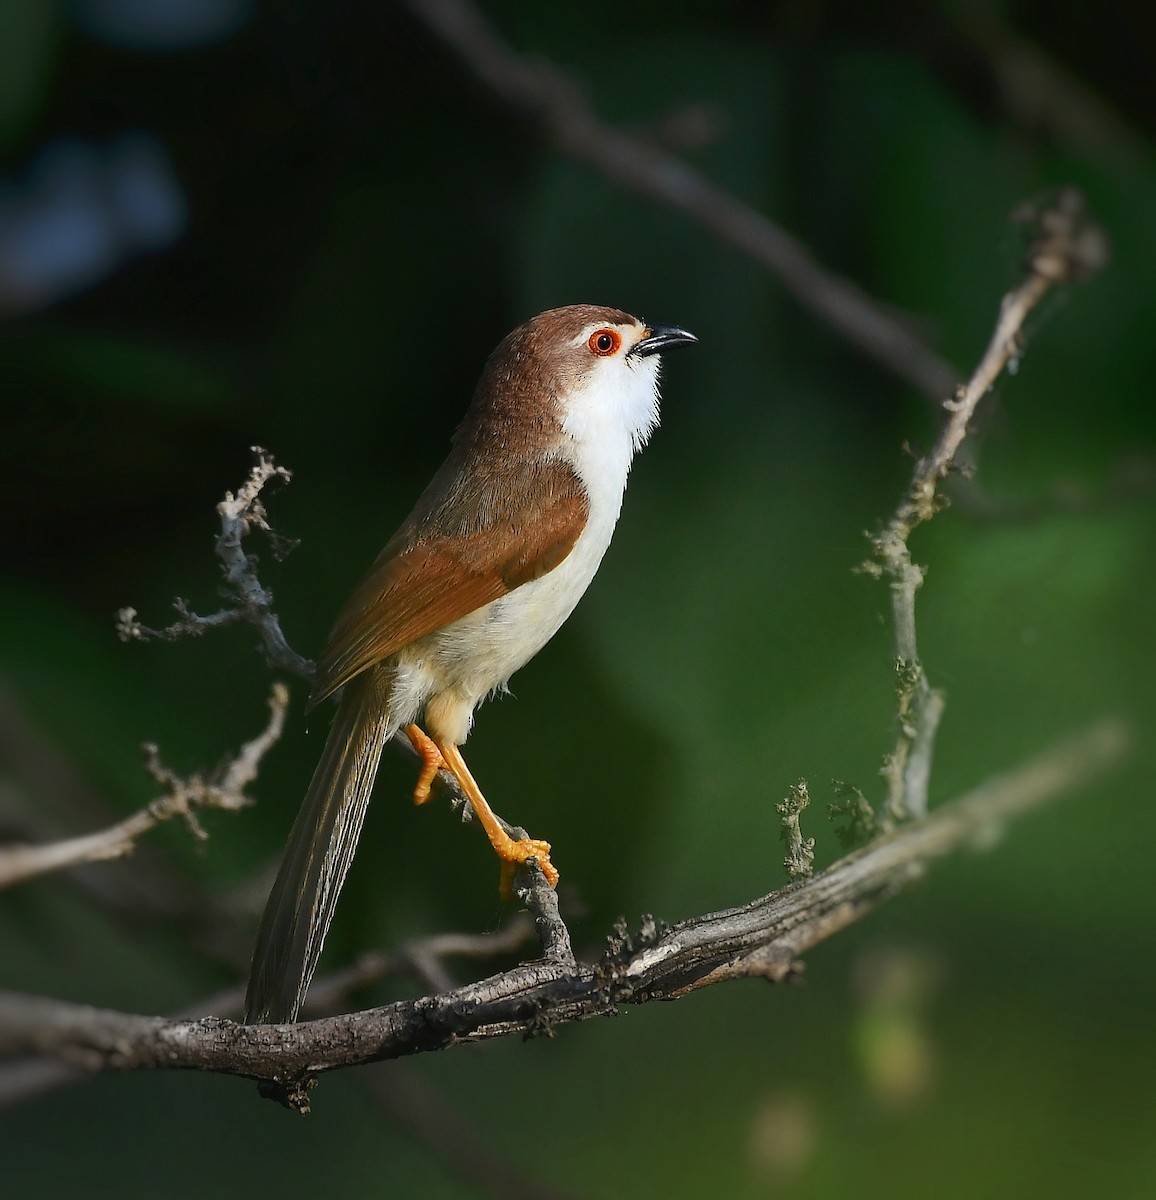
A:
[244, 665, 395, 1024]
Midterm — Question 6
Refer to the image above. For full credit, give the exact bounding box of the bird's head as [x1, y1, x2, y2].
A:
[504, 304, 697, 457]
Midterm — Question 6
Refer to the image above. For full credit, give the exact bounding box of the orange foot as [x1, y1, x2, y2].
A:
[405, 724, 445, 806]
[497, 836, 559, 901]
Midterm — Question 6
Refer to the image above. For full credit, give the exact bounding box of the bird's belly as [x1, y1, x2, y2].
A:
[432, 522, 609, 692]
[392, 506, 618, 742]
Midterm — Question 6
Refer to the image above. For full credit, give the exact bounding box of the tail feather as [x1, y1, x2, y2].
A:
[245, 666, 395, 1024]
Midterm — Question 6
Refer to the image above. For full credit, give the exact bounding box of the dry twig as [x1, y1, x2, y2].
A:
[778, 781, 815, 880]
[117, 448, 310, 680]
[864, 187, 1108, 824]
[0, 681, 201, 916]
[118, 447, 473, 813]
[0, 684, 289, 890]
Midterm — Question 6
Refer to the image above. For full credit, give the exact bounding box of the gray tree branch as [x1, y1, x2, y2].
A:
[0, 680, 201, 916]
[404, 0, 958, 400]
[0, 716, 1129, 1110]
[116, 446, 476, 815]
[865, 186, 1108, 824]
[116, 448, 311, 680]
[0, 916, 537, 1111]
[0, 684, 288, 890]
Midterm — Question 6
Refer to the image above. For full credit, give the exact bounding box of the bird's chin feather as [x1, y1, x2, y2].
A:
[561, 354, 661, 476]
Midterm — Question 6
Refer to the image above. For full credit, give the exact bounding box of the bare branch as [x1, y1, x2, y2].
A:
[513, 861, 575, 967]
[960, 7, 1150, 164]
[404, 0, 958, 400]
[117, 448, 477, 813]
[0, 680, 201, 917]
[0, 684, 288, 890]
[117, 447, 312, 681]
[0, 717, 1129, 1100]
[864, 187, 1108, 823]
[0, 916, 537, 1110]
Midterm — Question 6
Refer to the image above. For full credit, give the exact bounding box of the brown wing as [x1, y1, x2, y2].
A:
[308, 457, 589, 710]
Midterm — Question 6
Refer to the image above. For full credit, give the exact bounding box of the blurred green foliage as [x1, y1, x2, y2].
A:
[0, 1, 59, 150]
[1, 2, 1154, 1197]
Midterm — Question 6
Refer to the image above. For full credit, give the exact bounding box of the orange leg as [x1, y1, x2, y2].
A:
[435, 741, 559, 898]
[405, 724, 445, 806]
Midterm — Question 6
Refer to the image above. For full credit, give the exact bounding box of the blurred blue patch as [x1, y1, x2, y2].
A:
[69, 0, 255, 51]
[0, 132, 186, 313]
[105, 132, 187, 250]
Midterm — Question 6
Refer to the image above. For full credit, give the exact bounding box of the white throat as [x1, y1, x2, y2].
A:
[560, 355, 661, 505]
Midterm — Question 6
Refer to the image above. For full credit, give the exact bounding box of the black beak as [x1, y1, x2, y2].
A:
[629, 323, 698, 358]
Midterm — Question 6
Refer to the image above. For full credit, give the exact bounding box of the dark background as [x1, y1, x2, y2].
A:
[2, 1, 1154, 1196]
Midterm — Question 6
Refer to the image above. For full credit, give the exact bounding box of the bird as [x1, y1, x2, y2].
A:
[244, 304, 697, 1024]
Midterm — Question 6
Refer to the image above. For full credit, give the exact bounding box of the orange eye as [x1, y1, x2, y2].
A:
[587, 328, 621, 357]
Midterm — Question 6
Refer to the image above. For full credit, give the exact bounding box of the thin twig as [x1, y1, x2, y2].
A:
[302, 915, 538, 1007]
[777, 781, 815, 879]
[117, 447, 311, 680]
[0, 684, 289, 890]
[514, 863, 575, 966]
[0, 717, 1129, 1101]
[960, 7, 1151, 164]
[404, 0, 958, 400]
[117, 448, 474, 812]
[865, 187, 1109, 824]
[0, 681, 201, 916]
